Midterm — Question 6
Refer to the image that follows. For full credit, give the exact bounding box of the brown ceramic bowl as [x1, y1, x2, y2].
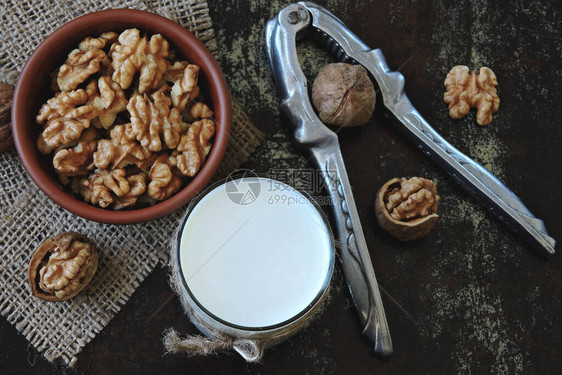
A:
[12, 9, 231, 224]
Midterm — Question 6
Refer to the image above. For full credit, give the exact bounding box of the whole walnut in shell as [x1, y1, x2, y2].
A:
[312, 63, 376, 127]
[28, 232, 98, 302]
[375, 177, 440, 241]
[0, 82, 15, 152]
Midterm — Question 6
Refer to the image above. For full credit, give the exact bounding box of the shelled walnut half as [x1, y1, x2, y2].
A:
[443, 65, 500, 126]
[374, 177, 440, 241]
[28, 232, 98, 302]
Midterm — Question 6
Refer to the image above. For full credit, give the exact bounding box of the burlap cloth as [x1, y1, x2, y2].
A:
[0, 0, 263, 367]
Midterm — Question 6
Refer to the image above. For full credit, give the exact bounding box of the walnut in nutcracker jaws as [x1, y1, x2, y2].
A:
[375, 177, 440, 241]
[443, 65, 500, 126]
[312, 63, 376, 127]
[28, 232, 98, 302]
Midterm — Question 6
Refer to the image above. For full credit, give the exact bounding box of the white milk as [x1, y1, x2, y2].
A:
[178, 177, 333, 329]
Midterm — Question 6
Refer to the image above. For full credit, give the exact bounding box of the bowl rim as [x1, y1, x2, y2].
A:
[11, 9, 231, 225]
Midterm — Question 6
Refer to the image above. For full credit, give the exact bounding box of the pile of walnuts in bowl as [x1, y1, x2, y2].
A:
[35, 29, 215, 210]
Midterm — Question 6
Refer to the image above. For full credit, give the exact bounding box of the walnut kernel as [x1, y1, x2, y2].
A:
[28, 232, 98, 302]
[87, 76, 128, 129]
[110, 29, 169, 93]
[78, 31, 118, 51]
[57, 48, 106, 91]
[164, 61, 189, 82]
[53, 139, 97, 177]
[312, 63, 376, 127]
[171, 64, 200, 111]
[375, 177, 440, 241]
[93, 125, 154, 170]
[147, 154, 183, 200]
[37, 90, 99, 151]
[126, 85, 182, 152]
[113, 173, 148, 210]
[443, 65, 500, 126]
[171, 119, 215, 177]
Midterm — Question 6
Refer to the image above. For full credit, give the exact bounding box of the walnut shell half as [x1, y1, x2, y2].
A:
[28, 232, 98, 302]
[374, 177, 439, 241]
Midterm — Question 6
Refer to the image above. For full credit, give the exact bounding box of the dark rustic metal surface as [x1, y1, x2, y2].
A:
[1, 0, 561, 374]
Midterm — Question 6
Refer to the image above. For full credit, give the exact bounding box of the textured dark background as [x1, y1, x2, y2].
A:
[2, 0, 561, 373]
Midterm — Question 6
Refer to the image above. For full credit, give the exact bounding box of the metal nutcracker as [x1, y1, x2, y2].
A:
[265, 1, 556, 357]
